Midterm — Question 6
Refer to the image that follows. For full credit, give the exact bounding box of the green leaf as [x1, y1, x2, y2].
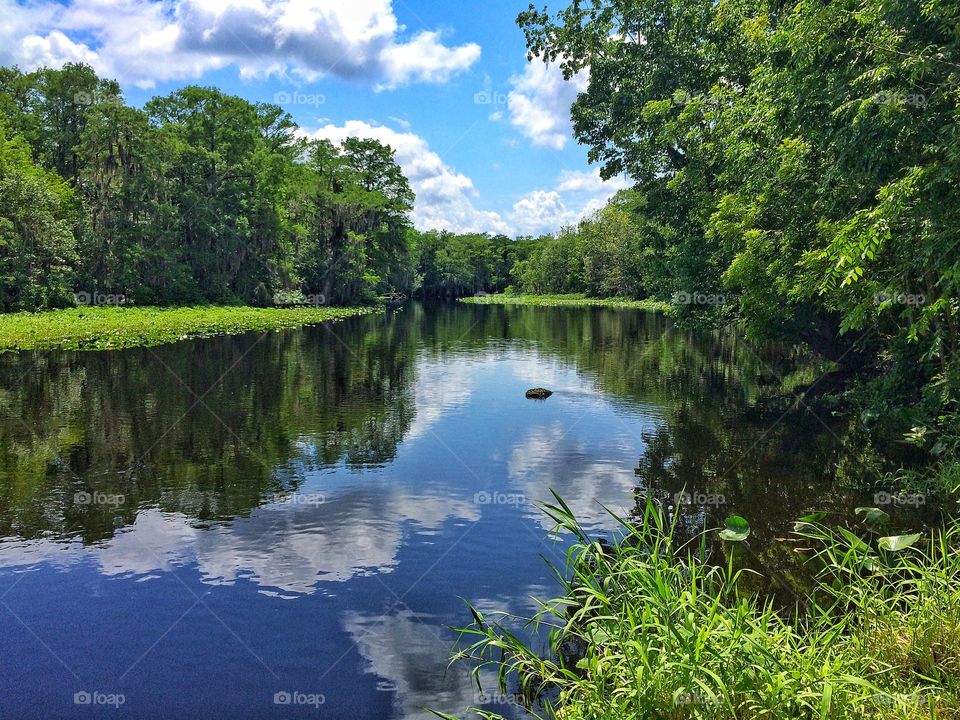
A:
[838, 527, 873, 554]
[855, 507, 889, 526]
[878, 533, 922, 552]
[718, 515, 751, 542]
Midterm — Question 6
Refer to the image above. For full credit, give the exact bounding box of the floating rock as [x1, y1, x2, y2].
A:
[525, 388, 553, 400]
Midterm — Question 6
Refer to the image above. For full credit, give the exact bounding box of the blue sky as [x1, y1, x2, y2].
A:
[1, 0, 629, 235]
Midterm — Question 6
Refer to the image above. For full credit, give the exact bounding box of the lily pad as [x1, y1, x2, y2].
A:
[718, 515, 751, 542]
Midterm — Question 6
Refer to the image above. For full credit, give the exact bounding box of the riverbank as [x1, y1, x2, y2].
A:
[460, 293, 672, 313]
[452, 501, 960, 720]
[0, 304, 382, 352]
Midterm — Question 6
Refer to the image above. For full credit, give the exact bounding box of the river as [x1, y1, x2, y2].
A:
[0, 302, 866, 718]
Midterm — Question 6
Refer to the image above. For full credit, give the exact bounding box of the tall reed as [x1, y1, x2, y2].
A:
[439, 494, 960, 719]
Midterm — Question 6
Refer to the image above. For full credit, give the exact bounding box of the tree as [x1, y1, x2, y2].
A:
[291, 138, 413, 304]
[146, 87, 299, 304]
[0, 123, 81, 311]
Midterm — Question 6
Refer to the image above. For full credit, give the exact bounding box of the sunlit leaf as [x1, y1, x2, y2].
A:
[878, 533, 922, 552]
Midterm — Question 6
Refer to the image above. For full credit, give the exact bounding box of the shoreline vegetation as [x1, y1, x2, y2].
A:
[0, 305, 381, 352]
[460, 293, 673, 314]
[447, 499, 960, 720]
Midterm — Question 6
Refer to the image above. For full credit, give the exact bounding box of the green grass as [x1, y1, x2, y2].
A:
[460, 293, 673, 313]
[444, 496, 960, 720]
[0, 304, 382, 352]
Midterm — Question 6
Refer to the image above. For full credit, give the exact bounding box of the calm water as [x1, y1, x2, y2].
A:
[0, 302, 868, 718]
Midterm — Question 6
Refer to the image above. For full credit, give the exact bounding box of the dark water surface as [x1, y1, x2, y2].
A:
[0, 302, 862, 718]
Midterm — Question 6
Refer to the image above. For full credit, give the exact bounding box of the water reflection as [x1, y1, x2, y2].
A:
[0, 302, 855, 718]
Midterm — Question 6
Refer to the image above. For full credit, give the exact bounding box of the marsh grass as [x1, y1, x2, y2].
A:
[441, 495, 960, 719]
[0, 304, 381, 351]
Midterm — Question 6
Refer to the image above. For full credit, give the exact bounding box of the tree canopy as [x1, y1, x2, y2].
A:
[0, 64, 414, 309]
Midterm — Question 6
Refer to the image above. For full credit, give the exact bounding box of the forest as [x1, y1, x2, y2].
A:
[0, 63, 414, 309]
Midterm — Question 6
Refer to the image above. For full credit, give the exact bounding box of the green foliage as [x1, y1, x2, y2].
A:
[461, 293, 671, 313]
[408, 230, 526, 297]
[288, 137, 414, 304]
[0, 123, 81, 311]
[0, 64, 415, 309]
[516, 0, 959, 490]
[0, 304, 379, 352]
[450, 497, 960, 719]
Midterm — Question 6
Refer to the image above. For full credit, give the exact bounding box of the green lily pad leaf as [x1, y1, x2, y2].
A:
[718, 515, 751, 542]
[855, 507, 889, 526]
[878, 533, 922, 552]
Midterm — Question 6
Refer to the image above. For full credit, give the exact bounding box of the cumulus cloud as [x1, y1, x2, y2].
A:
[0, 0, 480, 89]
[510, 169, 631, 236]
[510, 190, 579, 236]
[305, 123, 628, 237]
[305, 120, 512, 235]
[507, 60, 589, 150]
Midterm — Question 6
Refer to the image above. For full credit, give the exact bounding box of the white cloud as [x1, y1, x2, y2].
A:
[0, 0, 480, 89]
[509, 169, 631, 236]
[555, 168, 618, 193]
[305, 123, 628, 237]
[305, 120, 512, 235]
[18, 29, 100, 68]
[342, 612, 477, 719]
[0, 489, 480, 595]
[376, 30, 480, 90]
[507, 60, 589, 150]
[510, 190, 580, 236]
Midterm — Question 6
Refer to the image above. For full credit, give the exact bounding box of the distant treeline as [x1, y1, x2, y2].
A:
[0, 62, 646, 311]
[407, 194, 650, 299]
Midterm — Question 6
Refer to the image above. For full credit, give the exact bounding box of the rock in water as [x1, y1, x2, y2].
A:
[525, 388, 553, 400]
